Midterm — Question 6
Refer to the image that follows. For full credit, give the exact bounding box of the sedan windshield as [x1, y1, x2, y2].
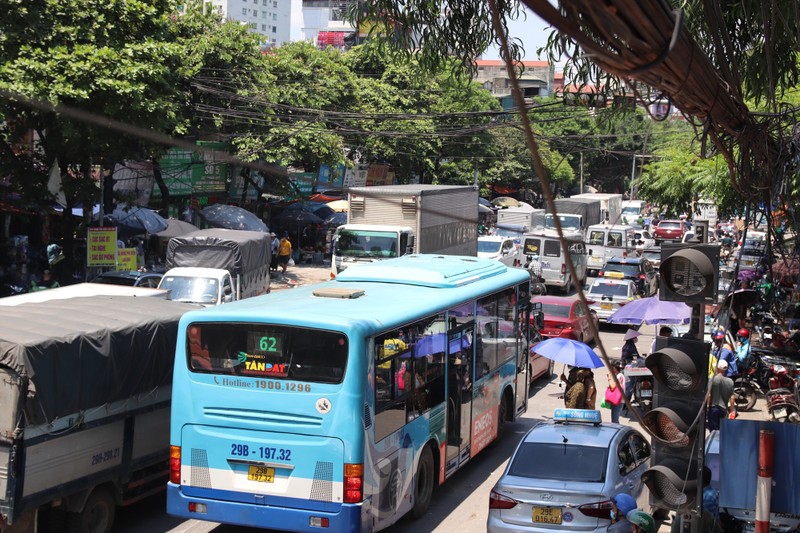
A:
[477, 240, 502, 254]
[658, 222, 681, 230]
[540, 303, 571, 318]
[604, 263, 640, 278]
[590, 283, 630, 298]
[508, 442, 607, 482]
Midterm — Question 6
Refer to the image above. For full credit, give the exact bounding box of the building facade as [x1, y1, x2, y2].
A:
[300, 0, 356, 49]
[207, 0, 292, 47]
[474, 60, 555, 109]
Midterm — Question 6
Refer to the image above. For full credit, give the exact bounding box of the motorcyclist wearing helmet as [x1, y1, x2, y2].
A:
[735, 328, 751, 369]
[627, 509, 655, 533]
[711, 331, 738, 378]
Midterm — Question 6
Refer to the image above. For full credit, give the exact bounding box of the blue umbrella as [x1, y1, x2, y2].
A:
[200, 204, 268, 232]
[606, 295, 691, 326]
[324, 212, 347, 227]
[107, 204, 168, 236]
[530, 338, 603, 368]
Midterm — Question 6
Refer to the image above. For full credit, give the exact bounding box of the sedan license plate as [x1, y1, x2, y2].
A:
[532, 507, 562, 525]
[601, 303, 612, 310]
[247, 465, 275, 483]
[640, 389, 653, 398]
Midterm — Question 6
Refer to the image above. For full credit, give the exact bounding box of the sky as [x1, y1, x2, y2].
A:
[482, 8, 556, 62]
[289, 3, 558, 65]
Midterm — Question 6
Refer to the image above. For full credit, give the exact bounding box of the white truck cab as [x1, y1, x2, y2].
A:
[158, 267, 235, 306]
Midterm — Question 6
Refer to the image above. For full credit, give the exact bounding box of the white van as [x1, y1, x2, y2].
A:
[585, 224, 638, 274]
[620, 200, 646, 225]
[520, 231, 587, 293]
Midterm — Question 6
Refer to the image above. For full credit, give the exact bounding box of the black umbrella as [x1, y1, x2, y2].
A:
[200, 204, 268, 232]
[274, 208, 325, 228]
[155, 218, 200, 240]
[107, 204, 168, 236]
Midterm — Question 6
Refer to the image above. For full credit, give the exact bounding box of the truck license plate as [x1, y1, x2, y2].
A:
[532, 507, 562, 524]
[247, 466, 275, 482]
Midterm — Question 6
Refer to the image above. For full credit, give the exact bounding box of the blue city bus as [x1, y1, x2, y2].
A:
[167, 255, 531, 532]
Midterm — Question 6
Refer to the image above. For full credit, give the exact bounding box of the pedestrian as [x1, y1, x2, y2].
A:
[31, 269, 59, 291]
[277, 231, 292, 274]
[562, 367, 586, 409]
[620, 329, 641, 366]
[627, 509, 655, 533]
[269, 233, 279, 272]
[707, 359, 735, 431]
[607, 493, 637, 532]
[649, 325, 673, 353]
[582, 368, 597, 409]
[606, 360, 626, 423]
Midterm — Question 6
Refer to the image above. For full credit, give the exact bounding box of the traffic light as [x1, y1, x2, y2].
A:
[659, 243, 719, 304]
[641, 336, 709, 512]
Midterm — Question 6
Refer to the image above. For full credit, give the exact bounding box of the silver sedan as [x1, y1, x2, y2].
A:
[487, 409, 651, 532]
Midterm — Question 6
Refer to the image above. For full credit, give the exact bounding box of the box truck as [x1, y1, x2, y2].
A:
[332, 185, 478, 275]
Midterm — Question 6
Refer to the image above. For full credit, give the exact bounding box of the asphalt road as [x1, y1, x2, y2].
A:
[109, 265, 766, 533]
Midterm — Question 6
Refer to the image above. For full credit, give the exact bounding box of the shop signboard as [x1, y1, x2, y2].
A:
[151, 141, 230, 197]
[87, 227, 118, 267]
[117, 248, 138, 271]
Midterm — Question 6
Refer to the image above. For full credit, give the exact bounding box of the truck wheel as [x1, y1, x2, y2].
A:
[67, 487, 116, 533]
[411, 445, 434, 519]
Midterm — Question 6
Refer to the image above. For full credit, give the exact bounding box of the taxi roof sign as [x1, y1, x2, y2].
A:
[554, 408, 602, 425]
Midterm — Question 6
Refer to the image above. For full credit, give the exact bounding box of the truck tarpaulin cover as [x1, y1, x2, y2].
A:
[0, 296, 198, 425]
[166, 228, 271, 275]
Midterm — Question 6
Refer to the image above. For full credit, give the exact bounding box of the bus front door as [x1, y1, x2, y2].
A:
[445, 329, 473, 475]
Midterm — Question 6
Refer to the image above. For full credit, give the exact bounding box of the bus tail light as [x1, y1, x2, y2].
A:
[309, 516, 330, 528]
[489, 489, 517, 509]
[343, 463, 363, 503]
[170, 445, 181, 484]
[578, 499, 613, 519]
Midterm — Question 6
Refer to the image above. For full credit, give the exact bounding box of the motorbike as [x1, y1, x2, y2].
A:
[524, 258, 547, 296]
[765, 364, 800, 423]
[632, 372, 654, 412]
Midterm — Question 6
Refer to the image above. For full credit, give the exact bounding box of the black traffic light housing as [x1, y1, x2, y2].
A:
[641, 336, 709, 511]
[659, 243, 719, 304]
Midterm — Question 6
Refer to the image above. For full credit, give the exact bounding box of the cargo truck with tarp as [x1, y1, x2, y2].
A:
[0, 296, 198, 533]
[159, 228, 271, 305]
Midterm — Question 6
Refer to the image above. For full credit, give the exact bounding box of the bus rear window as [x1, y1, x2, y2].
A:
[186, 323, 347, 384]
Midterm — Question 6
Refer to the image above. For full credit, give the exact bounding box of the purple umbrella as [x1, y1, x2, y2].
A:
[606, 295, 691, 326]
[402, 334, 472, 358]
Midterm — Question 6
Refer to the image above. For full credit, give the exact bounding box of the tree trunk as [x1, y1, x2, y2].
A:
[152, 159, 170, 213]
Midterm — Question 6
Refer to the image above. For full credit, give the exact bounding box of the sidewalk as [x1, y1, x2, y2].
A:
[270, 261, 331, 291]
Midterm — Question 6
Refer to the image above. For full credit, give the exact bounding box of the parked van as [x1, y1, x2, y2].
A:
[520, 231, 587, 293]
[585, 224, 638, 275]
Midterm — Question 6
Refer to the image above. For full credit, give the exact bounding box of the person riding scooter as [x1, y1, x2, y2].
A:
[735, 328, 752, 369]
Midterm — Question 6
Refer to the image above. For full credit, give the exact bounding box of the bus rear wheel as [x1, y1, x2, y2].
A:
[411, 445, 434, 519]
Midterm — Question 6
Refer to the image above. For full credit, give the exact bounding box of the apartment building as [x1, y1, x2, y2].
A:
[207, 0, 292, 47]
